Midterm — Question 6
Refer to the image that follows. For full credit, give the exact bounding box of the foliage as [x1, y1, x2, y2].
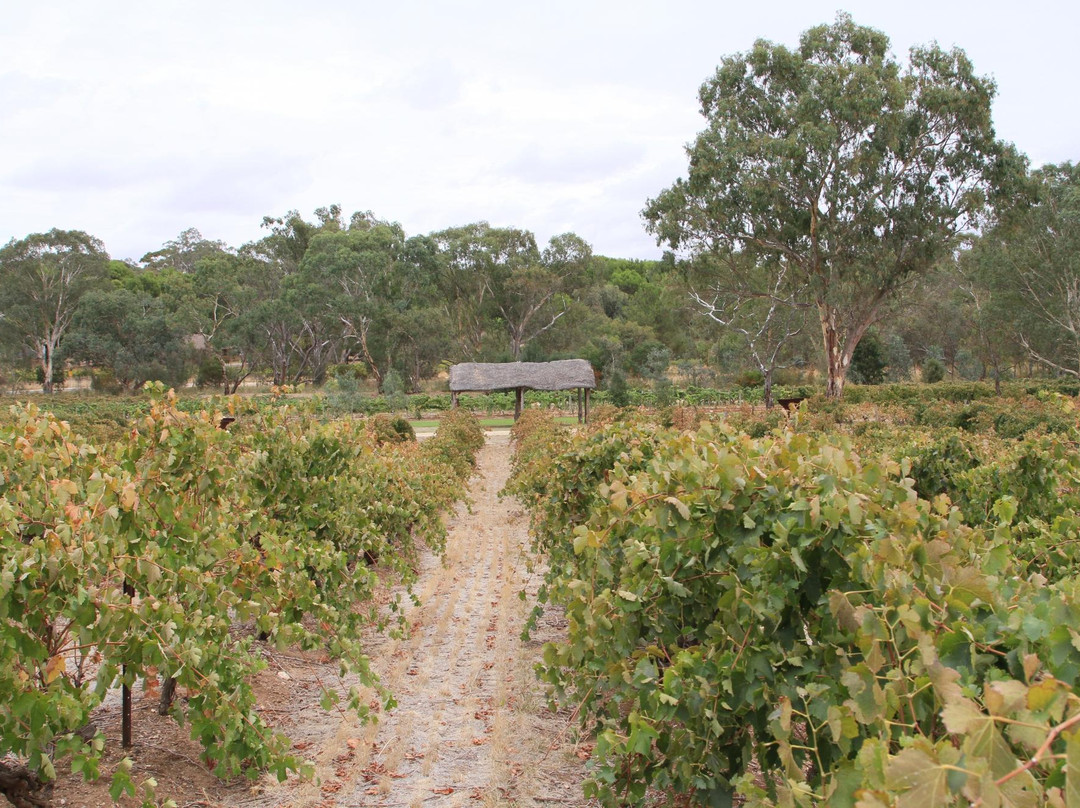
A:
[735, 370, 765, 389]
[429, 223, 592, 360]
[369, 413, 416, 444]
[195, 352, 226, 389]
[381, 369, 408, 412]
[606, 370, 630, 408]
[0, 388, 480, 799]
[849, 331, 886, 385]
[644, 13, 1021, 398]
[923, 357, 947, 383]
[509, 413, 1080, 806]
[0, 229, 111, 393]
[687, 252, 809, 408]
[419, 408, 485, 482]
[61, 288, 191, 391]
[881, 332, 913, 382]
[970, 162, 1080, 377]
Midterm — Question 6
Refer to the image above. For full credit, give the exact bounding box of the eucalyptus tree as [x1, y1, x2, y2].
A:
[431, 223, 592, 361]
[296, 214, 409, 385]
[431, 222, 537, 359]
[501, 232, 592, 360]
[688, 252, 809, 407]
[139, 227, 231, 274]
[237, 206, 350, 385]
[0, 229, 110, 392]
[179, 253, 271, 392]
[61, 288, 190, 390]
[644, 13, 1021, 397]
[970, 162, 1080, 378]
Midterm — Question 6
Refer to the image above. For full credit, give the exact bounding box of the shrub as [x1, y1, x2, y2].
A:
[606, 370, 630, 407]
[381, 369, 408, 412]
[849, 331, 886, 384]
[735, 369, 764, 388]
[369, 413, 416, 444]
[90, 368, 123, 395]
[922, 357, 946, 383]
[195, 353, 225, 389]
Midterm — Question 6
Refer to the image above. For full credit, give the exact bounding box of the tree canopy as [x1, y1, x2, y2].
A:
[968, 162, 1080, 378]
[644, 13, 1023, 397]
[0, 229, 110, 392]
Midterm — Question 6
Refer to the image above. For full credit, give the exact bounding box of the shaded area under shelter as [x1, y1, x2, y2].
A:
[448, 360, 597, 422]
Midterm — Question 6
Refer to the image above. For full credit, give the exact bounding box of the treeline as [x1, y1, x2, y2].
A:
[0, 168, 1071, 401]
[0, 211, 692, 396]
[0, 167, 1077, 401]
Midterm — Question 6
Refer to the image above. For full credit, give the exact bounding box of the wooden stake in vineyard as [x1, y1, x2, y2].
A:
[122, 578, 135, 749]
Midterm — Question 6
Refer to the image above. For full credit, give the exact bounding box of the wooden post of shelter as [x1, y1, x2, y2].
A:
[451, 390, 459, 409]
[584, 387, 590, 424]
[514, 387, 524, 421]
[577, 389, 583, 423]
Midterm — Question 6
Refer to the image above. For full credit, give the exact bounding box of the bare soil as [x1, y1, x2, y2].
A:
[50, 430, 592, 808]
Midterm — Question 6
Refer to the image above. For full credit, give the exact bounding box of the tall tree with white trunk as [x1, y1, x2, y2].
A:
[0, 229, 109, 392]
[643, 14, 1021, 397]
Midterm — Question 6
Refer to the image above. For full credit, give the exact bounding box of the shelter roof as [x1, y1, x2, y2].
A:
[449, 360, 596, 392]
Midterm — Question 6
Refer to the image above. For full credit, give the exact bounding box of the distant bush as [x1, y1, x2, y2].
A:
[369, 413, 416, 444]
[849, 332, 886, 384]
[90, 368, 123, 395]
[381, 369, 408, 412]
[196, 354, 225, 389]
[734, 369, 764, 388]
[922, 357, 946, 383]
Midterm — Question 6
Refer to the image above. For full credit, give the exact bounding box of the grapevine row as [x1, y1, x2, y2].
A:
[507, 409, 1080, 807]
[0, 388, 482, 805]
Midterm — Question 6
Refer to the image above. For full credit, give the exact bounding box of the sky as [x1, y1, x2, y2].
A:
[1, 1, 1077, 263]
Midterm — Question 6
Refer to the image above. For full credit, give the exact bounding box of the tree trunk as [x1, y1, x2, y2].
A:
[818, 302, 872, 400]
[820, 306, 848, 399]
[159, 676, 177, 715]
[357, 326, 383, 387]
[40, 341, 54, 394]
[0, 760, 51, 808]
[763, 369, 774, 409]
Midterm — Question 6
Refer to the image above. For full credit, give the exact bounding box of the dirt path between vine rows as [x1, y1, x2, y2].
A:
[53, 429, 592, 808]
[248, 428, 591, 808]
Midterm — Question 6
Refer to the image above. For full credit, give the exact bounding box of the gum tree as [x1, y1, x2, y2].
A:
[969, 162, 1080, 378]
[644, 14, 1020, 397]
[0, 229, 109, 392]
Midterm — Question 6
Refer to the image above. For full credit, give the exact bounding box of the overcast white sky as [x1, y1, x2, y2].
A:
[2, 1, 1077, 262]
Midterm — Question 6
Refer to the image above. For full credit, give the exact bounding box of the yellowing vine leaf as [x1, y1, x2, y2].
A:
[1066, 731, 1080, 808]
[885, 747, 951, 808]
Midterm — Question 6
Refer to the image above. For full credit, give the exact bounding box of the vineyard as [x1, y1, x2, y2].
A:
[6, 386, 1080, 808]
[506, 395, 1080, 807]
[0, 387, 483, 807]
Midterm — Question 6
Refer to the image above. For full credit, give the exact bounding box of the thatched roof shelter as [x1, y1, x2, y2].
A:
[448, 360, 596, 421]
[449, 360, 595, 393]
